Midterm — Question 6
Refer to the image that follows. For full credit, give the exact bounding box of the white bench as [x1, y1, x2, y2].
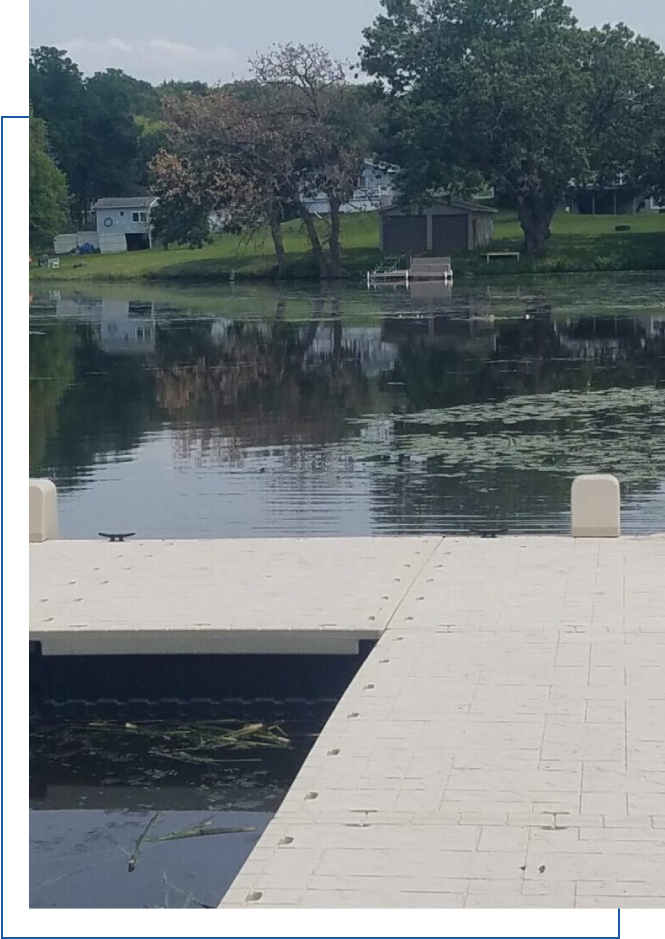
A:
[408, 257, 453, 281]
[485, 251, 520, 263]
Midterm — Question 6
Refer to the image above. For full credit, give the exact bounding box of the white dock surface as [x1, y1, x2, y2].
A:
[30, 537, 437, 655]
[218, 535, 665, 909]
[30, 534, 665, 907]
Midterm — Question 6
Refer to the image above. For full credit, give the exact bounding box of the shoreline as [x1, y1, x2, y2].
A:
[30, 210, 665, 286]
[29, 261, 665, 287]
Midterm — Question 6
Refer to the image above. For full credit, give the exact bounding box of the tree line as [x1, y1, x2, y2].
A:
[30, 0, 665, 263]
[29, 46, 207, 246]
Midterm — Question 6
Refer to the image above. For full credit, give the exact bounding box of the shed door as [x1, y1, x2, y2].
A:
[431, 214, 468, 254]
[382, 216, 427, 256]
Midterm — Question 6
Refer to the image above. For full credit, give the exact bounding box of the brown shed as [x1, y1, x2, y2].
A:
[379, 199, 496, 256]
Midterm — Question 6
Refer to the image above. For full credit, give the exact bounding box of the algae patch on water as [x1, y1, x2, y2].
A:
[343, 387, 665, 485]
[66, 719, 292, 761]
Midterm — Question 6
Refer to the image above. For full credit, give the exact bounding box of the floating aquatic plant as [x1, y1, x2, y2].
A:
[342, 386, 665, 486]
[128, 812, 255, 872]
[87, 719, 292, 751]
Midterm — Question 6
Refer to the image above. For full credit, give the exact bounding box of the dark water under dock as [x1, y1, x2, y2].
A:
[30, 708, 327, 908]
[29, 649, 366, 908]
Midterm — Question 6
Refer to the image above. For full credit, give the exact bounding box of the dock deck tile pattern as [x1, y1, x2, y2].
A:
[218, 535, 665, 908]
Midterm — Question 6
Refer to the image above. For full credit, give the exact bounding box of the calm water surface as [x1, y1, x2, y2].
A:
[30, 274, 665, 536]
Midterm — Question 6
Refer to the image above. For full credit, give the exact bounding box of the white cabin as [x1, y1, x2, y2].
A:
[92, 196, 158, 253]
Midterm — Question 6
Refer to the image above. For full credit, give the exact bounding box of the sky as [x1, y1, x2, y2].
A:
[29, 0, 665, 85]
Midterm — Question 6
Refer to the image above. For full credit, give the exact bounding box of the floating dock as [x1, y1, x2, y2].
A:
[367, 256, 453, 287]
[29, 530, 665, 908]
[30, 475, 665, 936]
[30, 536, 434, 656]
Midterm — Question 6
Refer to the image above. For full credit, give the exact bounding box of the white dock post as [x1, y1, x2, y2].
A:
[30, 479, 59, 542]
[571, 474, 620, 538]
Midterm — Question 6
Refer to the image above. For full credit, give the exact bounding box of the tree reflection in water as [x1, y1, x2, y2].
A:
[28, 279, 665, 535]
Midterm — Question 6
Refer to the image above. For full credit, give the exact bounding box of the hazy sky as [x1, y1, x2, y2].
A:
[30, 0, 665, 85]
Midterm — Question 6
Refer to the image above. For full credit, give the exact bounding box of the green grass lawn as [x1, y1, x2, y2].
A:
[458, 209, 665, 276]
[30, 208, 665, 283]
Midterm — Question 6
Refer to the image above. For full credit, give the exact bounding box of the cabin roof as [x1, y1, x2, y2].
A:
[92, 196, 158, 210]
[379, 198, 497, 215]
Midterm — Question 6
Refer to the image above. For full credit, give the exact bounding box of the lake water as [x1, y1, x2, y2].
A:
[30, 709, 324, 908]
[30, 274, 665, 536]
[29, 273, 665, 907]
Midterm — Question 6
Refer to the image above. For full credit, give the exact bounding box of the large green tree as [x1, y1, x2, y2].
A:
[362, 1, 665, 257]
[584, 24, 665, 201]
[29, 113, 69, 249]
[29, 47, 89, 222]
[84, 69, 158, 195]
[30, 48, 161, 223]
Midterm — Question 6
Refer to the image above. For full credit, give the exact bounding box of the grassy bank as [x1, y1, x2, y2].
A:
[30, 209, 665, 283]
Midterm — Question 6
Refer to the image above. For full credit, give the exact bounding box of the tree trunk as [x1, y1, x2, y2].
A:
[295, 202, 331, 278]
[328, 196, 342, 278]
[515, 196, 555, 259]
[268, 202, 286, 277]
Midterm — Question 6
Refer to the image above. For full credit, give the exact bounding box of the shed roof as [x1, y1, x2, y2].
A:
[92, 196, 157, 210]
[379, 198, 497, 215]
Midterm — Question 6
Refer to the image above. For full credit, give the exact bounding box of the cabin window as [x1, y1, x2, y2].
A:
[132, 212, 139, 222]
[140, 212, 147, 221]
[119, 211, 125, 216]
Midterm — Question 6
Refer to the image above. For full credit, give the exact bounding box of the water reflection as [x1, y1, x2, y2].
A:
[29, 277, 665, 536]
[30, 809, 265, 908]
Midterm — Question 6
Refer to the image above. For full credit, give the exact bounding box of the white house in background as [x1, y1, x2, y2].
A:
[302, 162, 495, 216]
[91, 196, 158, 253]
[303, 159, 399, 215]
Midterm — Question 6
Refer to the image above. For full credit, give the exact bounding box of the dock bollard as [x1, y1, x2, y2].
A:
[571, 474, 620, 538]
[29, 479, 59, 542]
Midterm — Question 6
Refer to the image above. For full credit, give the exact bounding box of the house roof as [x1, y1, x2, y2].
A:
[379, 198, 497, 215]
[363, 158, 399, 174]
[570, 182, 640, 193]
[92, 196, 157, 210]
